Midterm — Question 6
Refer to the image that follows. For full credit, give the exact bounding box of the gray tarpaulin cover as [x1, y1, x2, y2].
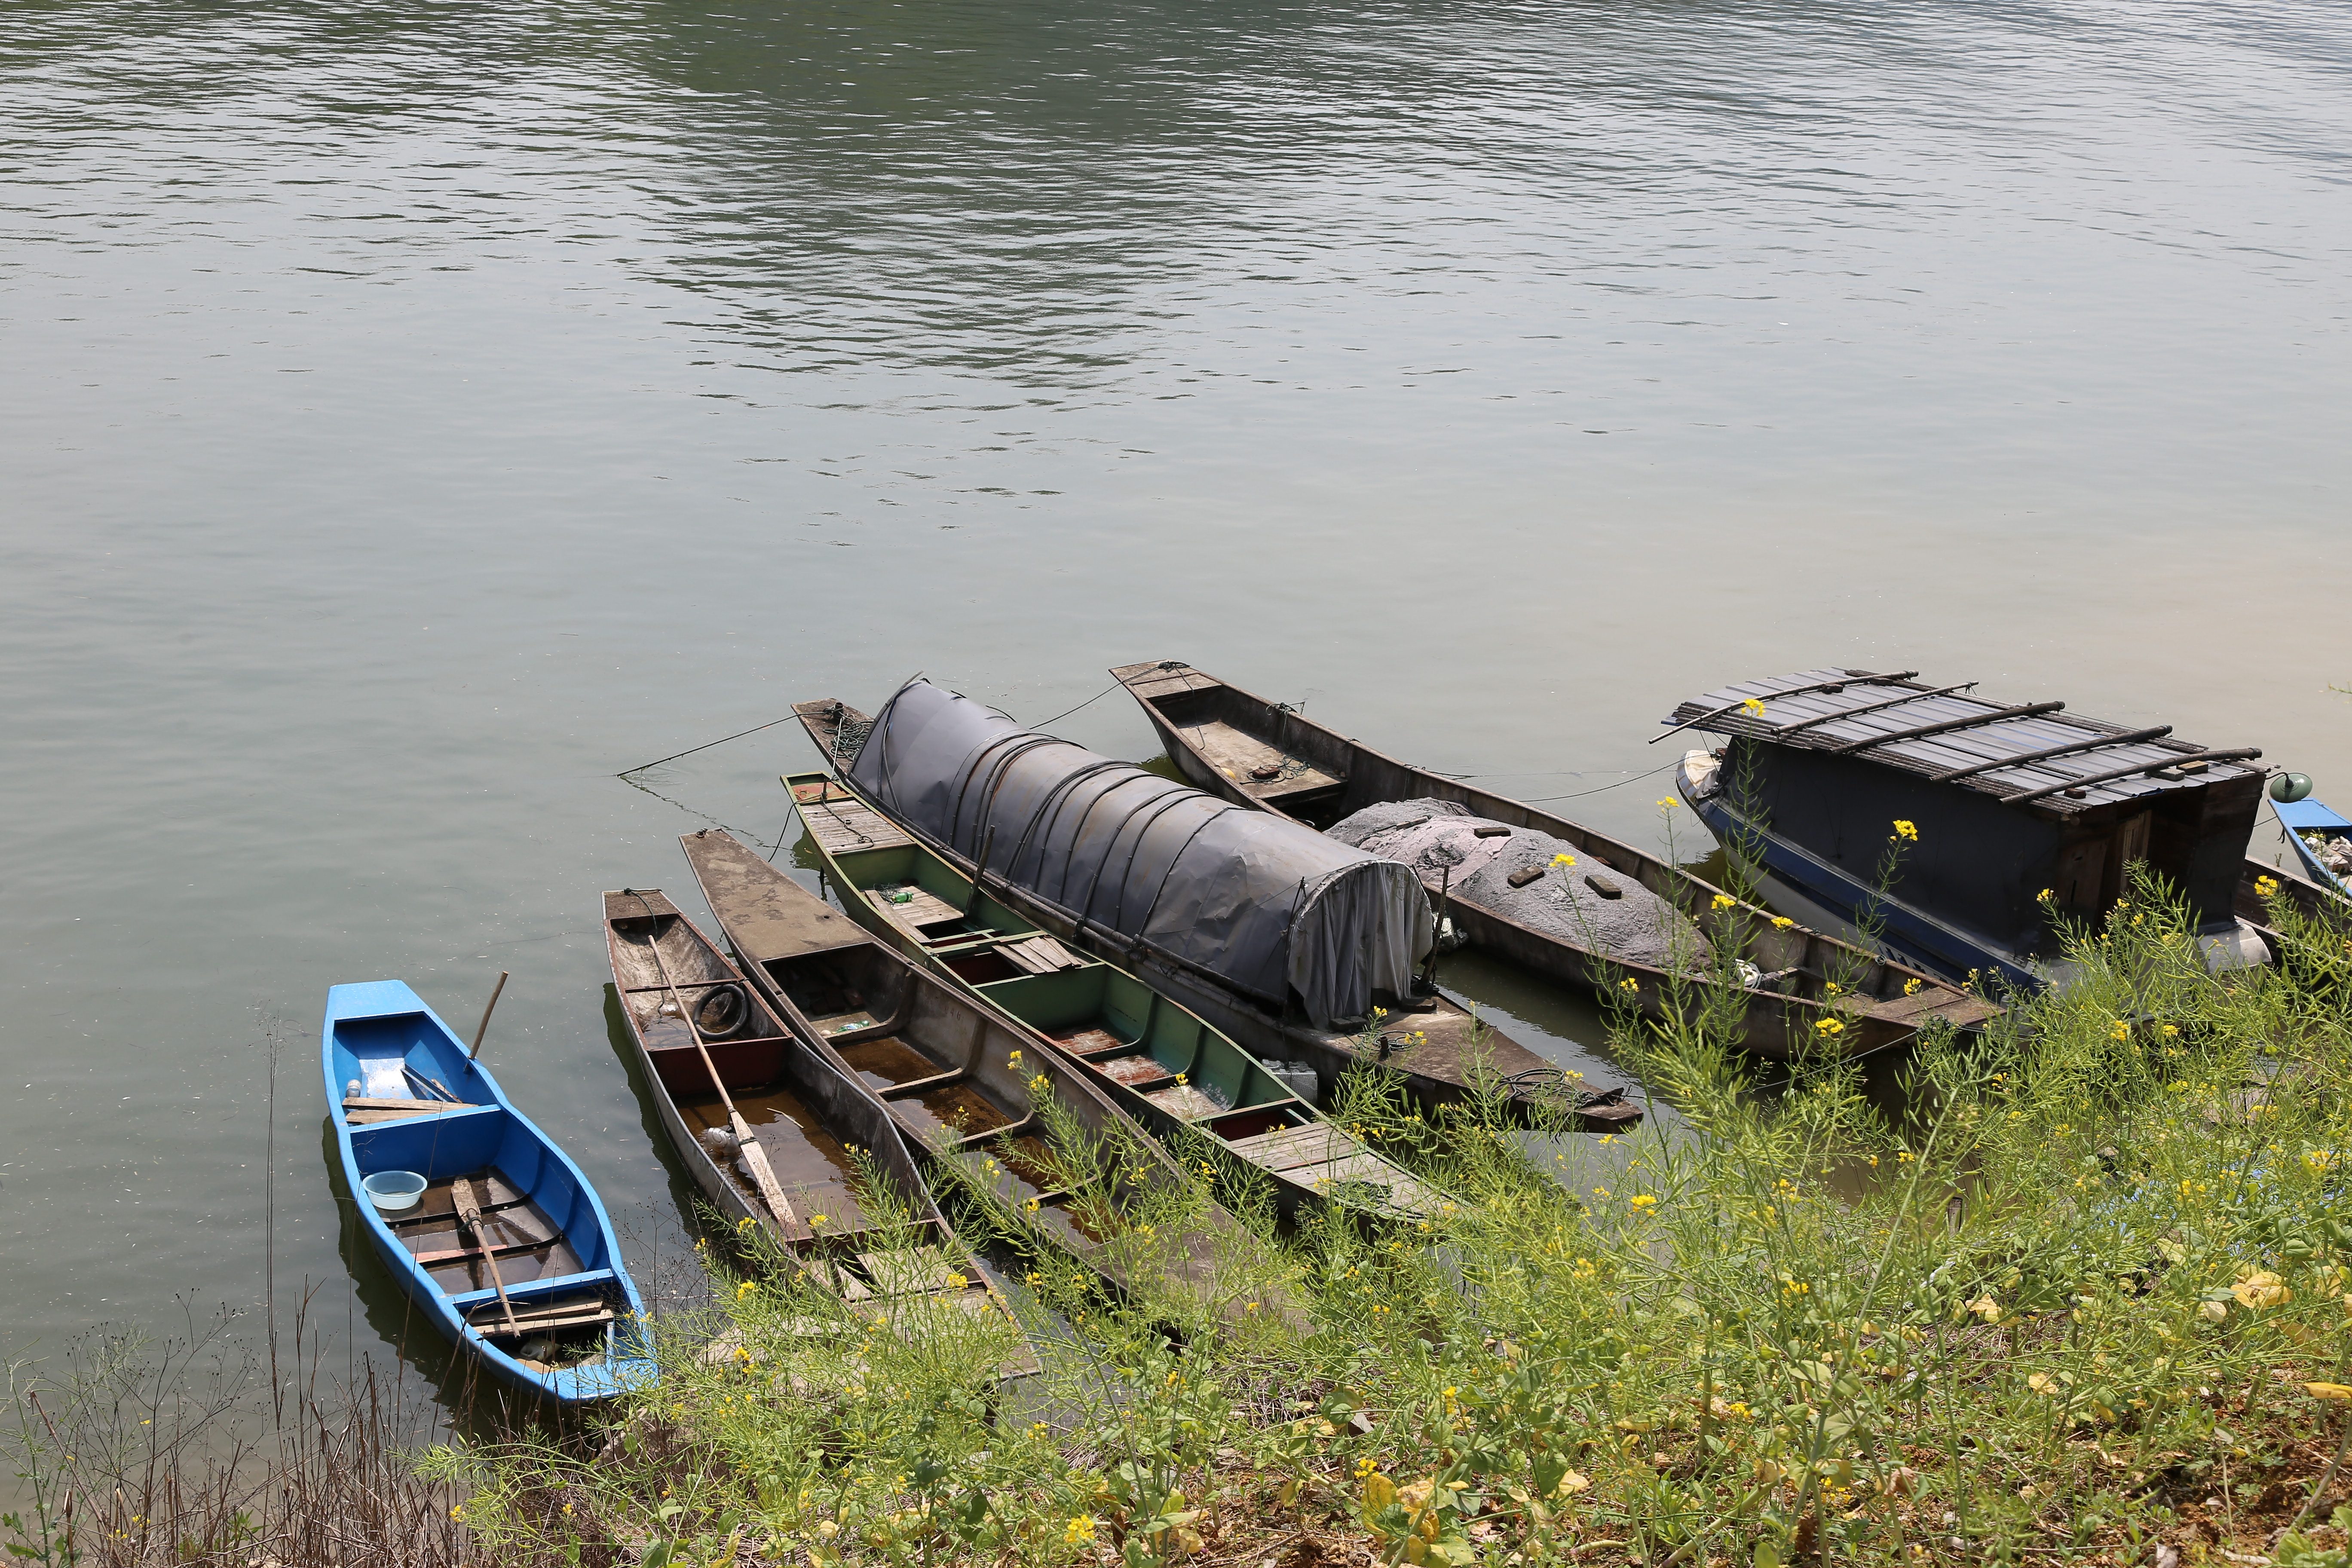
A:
[1327, 799, 1713, 971]
[845, 679, 1433, 1027]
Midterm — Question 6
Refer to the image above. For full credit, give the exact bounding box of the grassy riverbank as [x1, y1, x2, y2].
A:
[14, 876, 2352, 1566]
[440, 876, 2352, 1567]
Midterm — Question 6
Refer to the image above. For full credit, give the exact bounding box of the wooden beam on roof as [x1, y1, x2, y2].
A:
[1648, 670, 1918, 745]
[1770, 681, 1978, 738]
[1927, 724, 2174, 784]
[1827, 701, 2065, 755]
[2000, 747, 2261, 805]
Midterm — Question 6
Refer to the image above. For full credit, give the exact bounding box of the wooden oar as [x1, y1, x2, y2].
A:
[451, 1176, 520, 1334]
[627, 894, 801, 1237]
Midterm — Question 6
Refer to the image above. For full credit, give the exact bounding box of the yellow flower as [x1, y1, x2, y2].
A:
[736, 1216, 755, 1231]
[1174, 1072, 1188, 1085]
[1892, 820, 1918, 842]
[1619, 977, 1640, 992]
[1629, 1194, 1658, 1211]
[2256, 875, 2280, 897]
[1968, 1295, 2002, 1323]
[2110, 1020, 2131, 1042]
[2232, 1270, 2290, 1309]
[810, 1213, 828, 1225]
[1064, 1514, 1097, 1546]
[1770, 915, 1793, 930]
[1657, 798, 1679, 812]
[2036, 887, 2054, 903]
[1007, 1049, 1023, 1068]
[1742, 696, 1767, 717]
[1552, 852, 1576, 868]
[1815, 1017, 1845, 1036]
[1902, 977, 1921, 995]
[1711, 893, 1736, 911]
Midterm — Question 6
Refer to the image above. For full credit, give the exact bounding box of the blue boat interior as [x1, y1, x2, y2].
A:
[328, 995, 647, 1392]
[2275, 798, 2352, 891]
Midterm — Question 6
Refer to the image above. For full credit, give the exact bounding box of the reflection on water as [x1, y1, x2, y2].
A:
[5, 0, 2348, 1437]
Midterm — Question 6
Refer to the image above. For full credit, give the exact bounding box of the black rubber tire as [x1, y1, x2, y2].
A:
[693, 983, 749, 1040]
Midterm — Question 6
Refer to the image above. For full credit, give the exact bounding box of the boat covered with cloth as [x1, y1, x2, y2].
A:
[838, 677, 1433, 1031]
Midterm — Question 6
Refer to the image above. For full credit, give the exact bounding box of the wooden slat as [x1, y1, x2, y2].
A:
[1225, 1122, 1354, 1172]
[347, 1106, 471, 1124]
[867, 885, 964, 933]
[802, 792, 911, 855]
[345, 1096, 473, 1113]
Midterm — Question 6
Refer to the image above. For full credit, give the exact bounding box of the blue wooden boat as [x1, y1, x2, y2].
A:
[323, 980, 656, 1403]
[2274, 795, 2352, 897]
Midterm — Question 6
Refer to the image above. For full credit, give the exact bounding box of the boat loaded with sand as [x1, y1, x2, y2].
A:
[601, 888, 1035, 1374]
[677, 826, 1286, 1316]
[1112, 660, 1997, 1060]
[323, 980, 655, 1403]
[771, 782, 1454, 1227]
[1661, 668, 2332, 990]
[793, 683, 1644, 1119]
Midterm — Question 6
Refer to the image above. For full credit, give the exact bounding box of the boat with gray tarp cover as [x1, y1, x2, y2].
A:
[793, 682, 1641, 1126]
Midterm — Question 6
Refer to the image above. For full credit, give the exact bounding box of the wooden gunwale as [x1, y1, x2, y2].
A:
[1109, 662, 1996, 1062]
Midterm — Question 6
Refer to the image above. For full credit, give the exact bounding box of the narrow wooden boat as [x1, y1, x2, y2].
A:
[322, 980, 655, 1403]
[794, 697, 1647, 1121]
[601, 890, 1035, 1371]
[767, 791, 1452, 1228]
[1108, 662, 1996, 1059]
[678, 827, 1281, 1316]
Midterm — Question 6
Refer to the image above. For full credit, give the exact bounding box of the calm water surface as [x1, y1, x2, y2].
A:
[5, 0, 2349, 1423]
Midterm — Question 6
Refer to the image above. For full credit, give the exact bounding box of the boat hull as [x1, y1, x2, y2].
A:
[323, 981, 655, 1404]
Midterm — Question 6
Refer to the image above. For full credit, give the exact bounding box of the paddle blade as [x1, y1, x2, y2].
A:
[732, 1115, 800, 1234]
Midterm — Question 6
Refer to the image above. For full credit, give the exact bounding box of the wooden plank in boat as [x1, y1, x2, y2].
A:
[1180, 721, 1343, 799]
[801, 792, 912, 855]
[999, 934, 1085, 974]
[867, 885, 964, 935]
[346, 1104, 472, 1124]
[1053, 1026, 1129, 1056]
[1141, 1083, 1226, 1121]
[859, 1246, 962, 1296]
[1225, 1122, 1354, 1172]
[1112, 661, 1221, 702]
[683, 828, 870, 965]
[345, 1095, 472, 1113]
[1300, 1155, 1442, 1215]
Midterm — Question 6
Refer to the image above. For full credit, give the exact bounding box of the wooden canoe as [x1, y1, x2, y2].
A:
[792, 698, 1646, 1125]
[1109, 661, 1998, 1060]
[601, 889, 1036, 1374]
[323, 980, 656, 1403]
[678, 827, 1288, 1319]
[766, 790, 1454, 1228]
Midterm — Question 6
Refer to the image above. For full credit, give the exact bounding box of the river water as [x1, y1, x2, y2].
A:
[4, 0, 2349, 1425]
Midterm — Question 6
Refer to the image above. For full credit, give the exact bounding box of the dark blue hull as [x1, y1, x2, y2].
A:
[1680, 783, 2044, 992]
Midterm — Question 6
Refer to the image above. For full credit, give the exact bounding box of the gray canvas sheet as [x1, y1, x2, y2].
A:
[845, 679, 1433, 1027]
[1327, 799, 1712, 971]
